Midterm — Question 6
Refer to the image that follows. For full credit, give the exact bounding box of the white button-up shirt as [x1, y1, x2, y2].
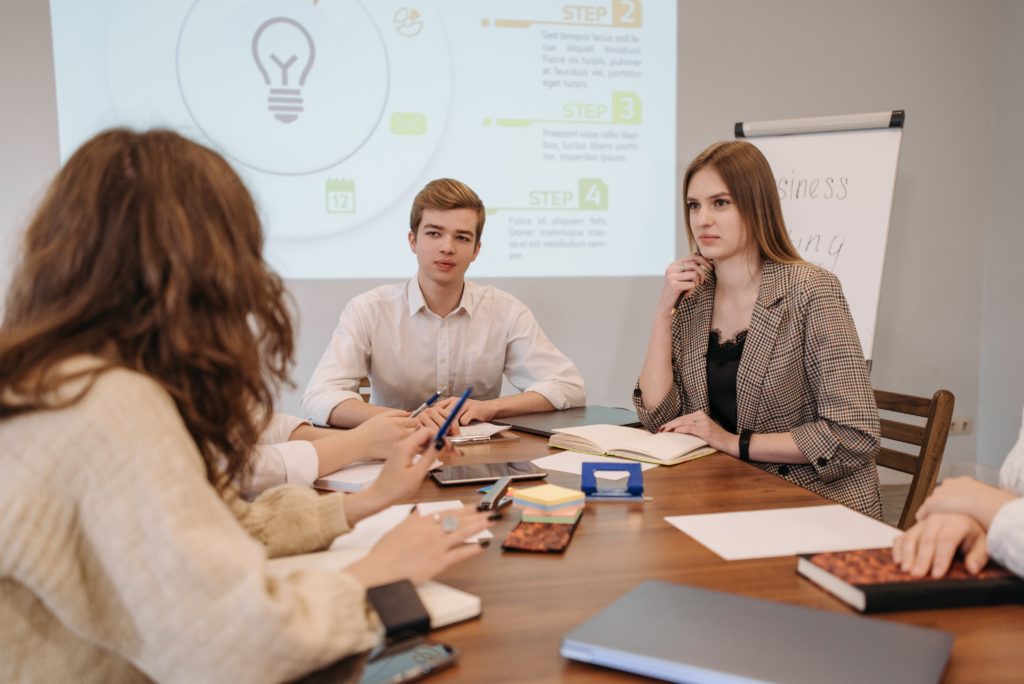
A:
[988, 405, 1024, 577]
[240, 414, 318, 500]
[302, 279, 585, 424]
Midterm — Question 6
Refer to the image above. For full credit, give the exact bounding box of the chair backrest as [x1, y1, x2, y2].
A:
[874, 388, 955, 529]
[359, 377, 371, 403]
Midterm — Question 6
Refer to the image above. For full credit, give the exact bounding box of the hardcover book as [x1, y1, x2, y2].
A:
[797, 547, 1024, 613]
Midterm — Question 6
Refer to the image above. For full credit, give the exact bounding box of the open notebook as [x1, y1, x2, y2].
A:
[549, 424, 716, 466]
[266, 547, 480, 629]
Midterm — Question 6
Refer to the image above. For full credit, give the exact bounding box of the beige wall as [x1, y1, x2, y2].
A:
[2, 1, 1021, 480]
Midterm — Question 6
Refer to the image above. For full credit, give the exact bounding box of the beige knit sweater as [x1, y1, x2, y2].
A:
[0, 359, 381, 682]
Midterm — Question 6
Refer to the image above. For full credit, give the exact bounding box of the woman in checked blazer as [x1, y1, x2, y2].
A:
[634, 140, 883, 519]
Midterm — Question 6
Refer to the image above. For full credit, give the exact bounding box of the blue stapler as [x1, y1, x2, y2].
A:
[580, 462, 645, 501]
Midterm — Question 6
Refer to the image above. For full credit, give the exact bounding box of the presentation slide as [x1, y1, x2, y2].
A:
[49, 0, 677, 278]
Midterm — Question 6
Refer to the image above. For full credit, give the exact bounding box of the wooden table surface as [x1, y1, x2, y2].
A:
[410, 431, 1024, 683]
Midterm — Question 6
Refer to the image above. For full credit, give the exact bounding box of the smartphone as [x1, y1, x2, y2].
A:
[430, 461, 547, 486]
[359, 638, 457, 684]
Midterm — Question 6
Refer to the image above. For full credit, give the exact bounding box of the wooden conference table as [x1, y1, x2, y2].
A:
[407, 430, 1024, 683]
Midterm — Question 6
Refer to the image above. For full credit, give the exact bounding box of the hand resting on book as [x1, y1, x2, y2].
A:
[659, 410, 738, 455]
[892, 512, 989, 579]
[893, 474, 1021, 579]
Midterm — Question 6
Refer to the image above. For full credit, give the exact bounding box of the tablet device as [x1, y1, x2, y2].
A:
[431, 461, 547, 486]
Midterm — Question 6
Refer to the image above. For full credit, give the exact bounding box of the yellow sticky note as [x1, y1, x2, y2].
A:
[512, 483, 585, 507]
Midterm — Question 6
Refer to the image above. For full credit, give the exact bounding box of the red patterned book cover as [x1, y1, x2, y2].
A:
[501, 521, 578, 553]
[797, 547, 1024, 613]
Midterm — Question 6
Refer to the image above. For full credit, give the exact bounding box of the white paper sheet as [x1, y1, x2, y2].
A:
[265, 547, 480, 628]
[533, 452, 657, 480]
[664, 504, 901, 560]
[314, 462, 384, 492]
[330, 504, 415, 550]
[327, 500, 492, 550]
[449, 422, 511, 444]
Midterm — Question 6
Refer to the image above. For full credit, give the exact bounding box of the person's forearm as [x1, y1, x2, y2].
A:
[637, 311, 675, 410]
[289, 424, 338, 441]
[312, 432, 373, 477]
[343, 487, 390, 526]
[974, 489, 1020, 529]
[289, 421, 371, 476]
[487, 391, 555, 418]
[327, 398, 394, 428]
[741, 431, 808, 464]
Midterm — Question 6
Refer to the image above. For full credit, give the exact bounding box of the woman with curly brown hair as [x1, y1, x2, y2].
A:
[0, 128, 490, 682]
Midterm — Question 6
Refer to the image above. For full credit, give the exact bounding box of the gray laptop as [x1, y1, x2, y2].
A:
[494, 405, 641, 437]
[562, 581, 952, 684]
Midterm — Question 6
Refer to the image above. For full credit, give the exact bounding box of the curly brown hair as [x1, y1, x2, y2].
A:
[0, 128, 294, 490]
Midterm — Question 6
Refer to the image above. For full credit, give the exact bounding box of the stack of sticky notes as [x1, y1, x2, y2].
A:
[511, 483, 585, 525]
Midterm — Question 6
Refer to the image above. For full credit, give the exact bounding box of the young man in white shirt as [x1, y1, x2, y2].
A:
[302, 178, 586, 432]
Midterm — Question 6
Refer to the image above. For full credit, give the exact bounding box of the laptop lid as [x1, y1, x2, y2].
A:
[494, 406, 641, 437]
[562, 581, 952, 684]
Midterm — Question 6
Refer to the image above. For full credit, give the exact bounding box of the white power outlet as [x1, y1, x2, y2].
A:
[949, 416, 973, 435]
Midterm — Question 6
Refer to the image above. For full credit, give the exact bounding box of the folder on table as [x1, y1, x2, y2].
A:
[561, 581, 952, 684]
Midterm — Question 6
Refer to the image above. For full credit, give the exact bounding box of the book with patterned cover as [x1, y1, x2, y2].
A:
[797, 547, 1024, 613]
[502, 521, 578, 553]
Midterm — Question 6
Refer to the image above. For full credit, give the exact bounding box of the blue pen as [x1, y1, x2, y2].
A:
[410, 390, 441, 418]
[433, 387, 472, 450]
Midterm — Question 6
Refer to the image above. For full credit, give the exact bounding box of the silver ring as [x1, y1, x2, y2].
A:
[440, 515, 459, 533]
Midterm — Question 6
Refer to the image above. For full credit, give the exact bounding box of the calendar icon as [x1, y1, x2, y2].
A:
[326, 178, 356, 214]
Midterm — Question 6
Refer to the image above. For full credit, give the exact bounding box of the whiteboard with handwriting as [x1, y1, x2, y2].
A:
[747, 128, 903, 360]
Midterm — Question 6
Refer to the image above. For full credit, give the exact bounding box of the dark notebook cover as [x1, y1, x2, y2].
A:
[798, 547, 1024, 613]
[501, 521, 578, 553]
[494, 406, 641, 437]
[562, 580, 952, 684]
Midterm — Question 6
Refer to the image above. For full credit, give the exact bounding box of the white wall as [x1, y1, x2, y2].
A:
[978, 0, 1024, 480]
[3, 1, 1022, 481]
[0, 1, 59, 286]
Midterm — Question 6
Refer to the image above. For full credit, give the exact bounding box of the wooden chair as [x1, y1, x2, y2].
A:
[874, 388, 955, 529]
[358, 377, 371, 403]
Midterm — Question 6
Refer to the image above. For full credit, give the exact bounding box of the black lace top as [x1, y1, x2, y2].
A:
[706, 329, 747, 434]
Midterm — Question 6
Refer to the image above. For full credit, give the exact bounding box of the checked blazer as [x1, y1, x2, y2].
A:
[634, 260, 883, 519]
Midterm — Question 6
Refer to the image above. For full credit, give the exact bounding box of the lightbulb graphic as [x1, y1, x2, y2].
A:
[251, 17, 316, 124]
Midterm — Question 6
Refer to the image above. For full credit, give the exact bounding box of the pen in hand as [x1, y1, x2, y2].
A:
[433, 387, 472, 450]
[410, 390, 441, 418]
[672, 250, 710, 314]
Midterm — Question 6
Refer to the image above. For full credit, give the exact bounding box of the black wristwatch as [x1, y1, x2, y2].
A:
[739, 429, 753, 462]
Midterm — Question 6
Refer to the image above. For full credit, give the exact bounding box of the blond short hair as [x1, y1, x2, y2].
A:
[409, 178, 485, 244]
